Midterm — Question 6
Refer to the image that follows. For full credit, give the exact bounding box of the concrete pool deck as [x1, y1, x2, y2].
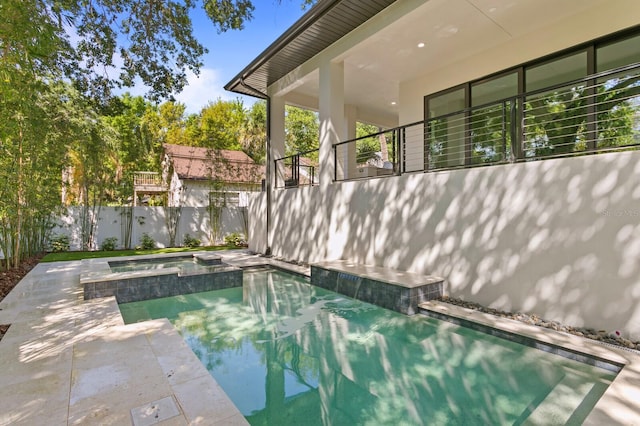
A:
[0, 250, 638, 425]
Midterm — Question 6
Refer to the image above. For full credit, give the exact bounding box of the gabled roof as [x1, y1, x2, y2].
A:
[163, 144, 264, 184]
[224, 0, 397, 97]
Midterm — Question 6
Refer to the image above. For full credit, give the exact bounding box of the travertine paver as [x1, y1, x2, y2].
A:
[130, 396, 182, 426]
[0, 256, 251, 426]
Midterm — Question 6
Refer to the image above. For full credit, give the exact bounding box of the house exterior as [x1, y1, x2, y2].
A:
[161, 143, 264, 207]
[226, 0, 640, 340]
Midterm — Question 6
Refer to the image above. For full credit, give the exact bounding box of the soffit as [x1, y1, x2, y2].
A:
[224, 0, 398, 97]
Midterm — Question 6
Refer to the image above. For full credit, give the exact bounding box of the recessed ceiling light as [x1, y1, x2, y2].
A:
[391, 101, 397, 105]
[417, 42, 425, 48]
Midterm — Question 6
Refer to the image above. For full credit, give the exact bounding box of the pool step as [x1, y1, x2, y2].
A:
[520, 370, 611, 425]
[311, 261, 444, 315]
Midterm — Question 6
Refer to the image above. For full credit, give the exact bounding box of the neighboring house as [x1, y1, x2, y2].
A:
[226, 0, 640, 339]
[163, 144, 264, 207]
[134, 144, 264, 207]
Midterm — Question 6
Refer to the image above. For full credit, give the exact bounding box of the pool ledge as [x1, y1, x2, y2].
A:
[311, 261, 444, 315]
[419, 301, 640, 425]
[80, 253, 242, 303]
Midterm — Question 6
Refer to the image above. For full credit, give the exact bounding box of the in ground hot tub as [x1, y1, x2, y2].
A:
[81, 253, 242, 303]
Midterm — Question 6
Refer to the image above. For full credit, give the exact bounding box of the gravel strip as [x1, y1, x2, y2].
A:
[438, 296, 640, 352]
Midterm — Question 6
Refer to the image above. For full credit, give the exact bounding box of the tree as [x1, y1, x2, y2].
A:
[0, 1, 72, 266]
[0, 0, 315, 266]
[159, 102, 190, 147]
[355, 122, 381, 164]
[4, 0, 319, 102]
[2, 0, 256, 101]
[285, 106, 319, 156]
[240, 100, 267, 163]
[191, 99, 246, 150]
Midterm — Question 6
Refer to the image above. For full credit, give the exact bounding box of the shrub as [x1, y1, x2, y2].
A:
[224, 232, 246, 248]
[183, 233, 201, 248]
[139, 233, 156, 250]
[49, 234, 70, 252]
[101, 237, 118, 251]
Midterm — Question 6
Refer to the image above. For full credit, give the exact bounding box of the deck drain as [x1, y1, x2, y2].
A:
[130, 396, 181, 426]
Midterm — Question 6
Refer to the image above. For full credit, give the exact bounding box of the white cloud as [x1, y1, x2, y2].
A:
[114, 66, 258, 113]
[174, 68, 232, 114]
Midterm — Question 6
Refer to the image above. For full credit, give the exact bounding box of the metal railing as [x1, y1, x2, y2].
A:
[333, 128, 401, 181]
[521, 63, 640, 158]
[274, 149, 319, 189]
[133, 171, 164, 187]
[331, 62, 640, 182]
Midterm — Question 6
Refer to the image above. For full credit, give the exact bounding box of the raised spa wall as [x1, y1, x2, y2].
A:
[311, 261, 444, 315]
[81, 253, 242, 303]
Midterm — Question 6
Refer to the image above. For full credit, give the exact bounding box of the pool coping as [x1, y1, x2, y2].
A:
[419, 301, 640, 425]
[312, 260, 444, 288]
[310, 260, 444, 315]
[80, 252, 244, 303]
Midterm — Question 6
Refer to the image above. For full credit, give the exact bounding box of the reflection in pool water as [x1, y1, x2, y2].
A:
[119, 269, 615, 426]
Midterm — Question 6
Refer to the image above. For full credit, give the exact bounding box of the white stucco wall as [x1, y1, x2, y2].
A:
[247, 192, 267, 253]
[54, 206, 247, 250]
[250, 150, 640, 340]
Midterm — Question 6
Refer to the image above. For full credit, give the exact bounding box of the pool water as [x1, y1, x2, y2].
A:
[119, 269, 615, 425]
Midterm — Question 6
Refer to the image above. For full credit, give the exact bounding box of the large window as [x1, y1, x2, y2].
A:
[471, 73, 519, 164]
[424, 29, 640, 168]
[426, 72, 519, 169]
[523, 51, 590, 157]
[595, 34, 640, 149]
[426, 87, 466, 169]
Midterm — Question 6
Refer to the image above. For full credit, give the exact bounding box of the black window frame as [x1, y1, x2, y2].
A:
[423, 25, 640, 166]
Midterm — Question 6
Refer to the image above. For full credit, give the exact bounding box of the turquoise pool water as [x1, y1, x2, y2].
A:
[120, 269, 615, 425]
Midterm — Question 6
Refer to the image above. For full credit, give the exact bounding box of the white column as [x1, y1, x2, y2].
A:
[269, 95, 286, 189]
[318, 61, 345, 188]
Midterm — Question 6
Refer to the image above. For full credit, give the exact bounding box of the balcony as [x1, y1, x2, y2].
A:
[133, 172, 166, 193]
[275, 150, 319, 189]
[331, 62, 640, 182]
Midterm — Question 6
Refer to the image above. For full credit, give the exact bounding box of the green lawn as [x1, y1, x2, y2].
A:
[41, 245, 235, 262]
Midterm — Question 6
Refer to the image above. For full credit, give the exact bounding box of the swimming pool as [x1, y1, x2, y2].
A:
[119, 268, 616, 425]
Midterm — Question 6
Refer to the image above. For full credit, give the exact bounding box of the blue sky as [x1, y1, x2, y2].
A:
[169, 1, 308, 114]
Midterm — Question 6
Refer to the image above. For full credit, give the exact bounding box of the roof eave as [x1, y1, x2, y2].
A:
[225, 0, 342, 97]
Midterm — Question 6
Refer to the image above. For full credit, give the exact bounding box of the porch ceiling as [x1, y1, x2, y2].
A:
[286, 0, 613, 125]
[232, 0, 622, 128]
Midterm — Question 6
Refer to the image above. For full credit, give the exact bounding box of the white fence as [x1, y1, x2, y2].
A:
[53, 206, 247, 251]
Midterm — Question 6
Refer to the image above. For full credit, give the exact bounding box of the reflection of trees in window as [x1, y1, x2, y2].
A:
[427, 113, 465, 169]
[523, 83, 589, 158]
[523, 72, 640, 158]
[470, 102, 512, 165]
[596, 72, 640, 149]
